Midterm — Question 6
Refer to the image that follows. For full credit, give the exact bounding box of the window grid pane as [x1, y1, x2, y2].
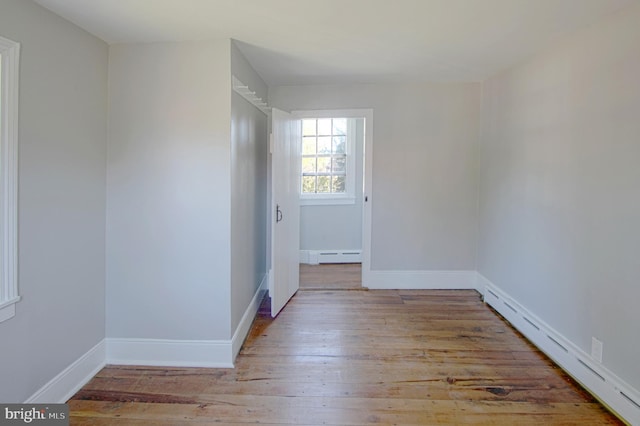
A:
[302, 175, 316, 193]
[302, 136, 316, 155]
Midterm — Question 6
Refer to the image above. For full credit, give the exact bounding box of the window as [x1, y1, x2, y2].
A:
[300, 117, 356, 205]
[0, 35, 20, 323]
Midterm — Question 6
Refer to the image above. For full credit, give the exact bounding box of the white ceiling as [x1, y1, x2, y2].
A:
[33, 0, 632, 85]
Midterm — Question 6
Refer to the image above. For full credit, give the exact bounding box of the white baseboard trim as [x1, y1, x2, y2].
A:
[105, 275, 271, 369]
[25, 340, 106, 403]
[300, 249, 362, 264]
[231, 273, 268, 362]
[364, 270, 478, 290]
[106, 338, 233, 368]
[479, 274, 640, 425]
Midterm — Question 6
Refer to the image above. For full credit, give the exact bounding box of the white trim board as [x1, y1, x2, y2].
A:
[231, 274, 268, 361]
[232, 75, 269, 115]
[0, 35, 20, 324]
[106, 338, 234, 368]
[26, 340, 106, 403]
[106, 276, 268, 369]
[23, 277, 269, 403]
[364, 270, 478, 290]
[479, 274, 640, 425]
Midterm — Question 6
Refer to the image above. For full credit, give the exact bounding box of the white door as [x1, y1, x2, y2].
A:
[270, 108, 301, 317]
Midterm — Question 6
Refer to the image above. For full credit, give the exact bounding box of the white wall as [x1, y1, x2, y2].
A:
[478, 3, 640, 391]
[230, 42, 268, 333]
[107, 41, 232, 340]
[300, 118, 364, 251]
[0, 0, 107, 402]
[270, 83, 481, 271]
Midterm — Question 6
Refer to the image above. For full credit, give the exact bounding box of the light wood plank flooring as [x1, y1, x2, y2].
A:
[299, 263, 362, 290]
[69, 290, 622, 425]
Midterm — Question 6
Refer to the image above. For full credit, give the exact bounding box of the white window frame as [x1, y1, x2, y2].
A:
[0, 35, 20, 323]
[295, 111, 357, 206]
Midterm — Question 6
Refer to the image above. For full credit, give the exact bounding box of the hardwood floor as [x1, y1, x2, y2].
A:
[69, 290, 622, 425]
[299, 263, 362, 290]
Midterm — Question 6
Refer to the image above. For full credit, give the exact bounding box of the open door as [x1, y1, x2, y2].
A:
[270, 108, 301, 317]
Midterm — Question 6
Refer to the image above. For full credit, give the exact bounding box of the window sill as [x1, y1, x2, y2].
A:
[300, 196, 356, 206]
[0, 296, 20, 323]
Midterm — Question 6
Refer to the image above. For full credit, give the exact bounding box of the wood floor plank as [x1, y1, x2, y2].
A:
[69, 289, 623, 425]
[75, 373, 592, 405]
[69, 399, 619, 425]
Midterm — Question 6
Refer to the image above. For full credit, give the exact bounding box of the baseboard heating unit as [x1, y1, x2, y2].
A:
[299, 249, 362, 264]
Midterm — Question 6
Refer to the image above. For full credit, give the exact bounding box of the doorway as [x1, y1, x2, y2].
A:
[293, 110, 372, 290]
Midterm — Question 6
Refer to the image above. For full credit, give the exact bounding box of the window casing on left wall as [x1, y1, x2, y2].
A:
[0, 35, 20, 323]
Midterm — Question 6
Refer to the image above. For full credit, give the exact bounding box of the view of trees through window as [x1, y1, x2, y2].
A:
[301, 118, 348, 194]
